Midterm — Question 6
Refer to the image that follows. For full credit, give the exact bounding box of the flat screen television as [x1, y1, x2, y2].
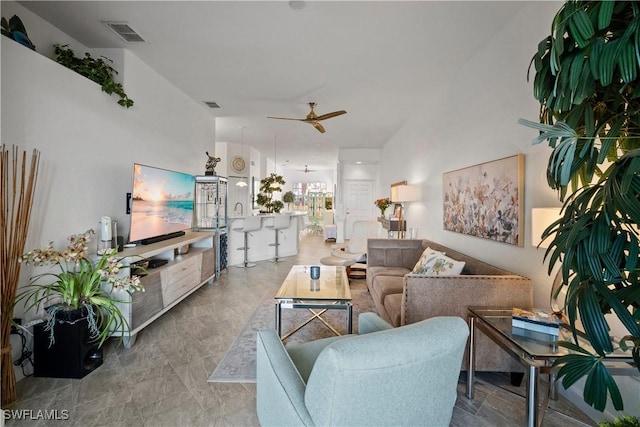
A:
[129, 163, 195, 244]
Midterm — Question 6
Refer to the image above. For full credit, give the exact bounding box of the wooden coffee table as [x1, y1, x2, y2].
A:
[275, 265, 352, 340]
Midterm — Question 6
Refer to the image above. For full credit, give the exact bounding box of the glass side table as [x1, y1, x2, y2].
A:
[466, 307, 634, 427]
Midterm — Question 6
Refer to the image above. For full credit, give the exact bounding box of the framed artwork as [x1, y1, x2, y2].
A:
[442, 154, 524, 246]
[393, 203, 402, 218]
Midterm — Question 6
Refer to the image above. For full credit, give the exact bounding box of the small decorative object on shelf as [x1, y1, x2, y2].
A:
[511, 308, 560, 336]
[374, 197, 391, 217]
[1, 15, 35, 50]
[205, 152, 221, 176]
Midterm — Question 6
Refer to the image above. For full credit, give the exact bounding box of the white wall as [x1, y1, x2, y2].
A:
[377, 1, 640, 419]
[379, 1, 560, 307]
[2, 4, 215, 313]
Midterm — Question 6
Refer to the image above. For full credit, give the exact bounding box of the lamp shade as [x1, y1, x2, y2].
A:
[531, 207, 561, 248]
[390, 185, 418, 203]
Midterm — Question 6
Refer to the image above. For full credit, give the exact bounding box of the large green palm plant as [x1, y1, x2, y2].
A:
[521, 0, 640, 412]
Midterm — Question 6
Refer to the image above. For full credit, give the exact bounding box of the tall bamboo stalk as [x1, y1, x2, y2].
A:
[1, 145, 39, 407]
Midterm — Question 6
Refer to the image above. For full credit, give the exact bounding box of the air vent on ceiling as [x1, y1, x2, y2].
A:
[103, 21, 146, 43]
[204, 102, 221, 108]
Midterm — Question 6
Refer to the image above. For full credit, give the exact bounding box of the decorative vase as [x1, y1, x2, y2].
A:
[379, 208, 386, 217]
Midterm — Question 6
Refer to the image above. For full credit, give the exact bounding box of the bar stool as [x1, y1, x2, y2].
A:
[267, 214, 290, 262]
[234, 216, 262, 268]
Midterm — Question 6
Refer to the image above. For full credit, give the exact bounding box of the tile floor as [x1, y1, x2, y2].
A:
[5, 233, 595, 426]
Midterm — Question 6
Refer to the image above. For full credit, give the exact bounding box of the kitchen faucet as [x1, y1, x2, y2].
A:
[234, 202, 244, 216]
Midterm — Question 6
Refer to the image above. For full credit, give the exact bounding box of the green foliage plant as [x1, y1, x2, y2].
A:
[53, 44, 134, 108]
[256, 173, 285, 213]
[15, 230, 144, 347]
[283, 191, 295, 210]
[520, 0, 640, 412]
[599, 415, 640, 427]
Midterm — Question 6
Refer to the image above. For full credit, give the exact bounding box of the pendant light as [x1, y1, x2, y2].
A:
[235, 126, 248, 187]
[271, 133, 279, 189]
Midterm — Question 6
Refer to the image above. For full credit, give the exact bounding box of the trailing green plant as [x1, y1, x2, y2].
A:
[599, 415, 640, 427]
[53, 44, 134, 108]
[15, 230, 144, 347]
[520, 0, 640, 412]
[256, 173, 285, 213]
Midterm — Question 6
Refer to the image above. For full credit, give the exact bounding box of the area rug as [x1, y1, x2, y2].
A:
[208, 279, 376, 383]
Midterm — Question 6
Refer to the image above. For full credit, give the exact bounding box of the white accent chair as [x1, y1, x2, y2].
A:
[321, 220, 384, 279]
[300, 215, 320, 236]
[322, 210, 337, 241]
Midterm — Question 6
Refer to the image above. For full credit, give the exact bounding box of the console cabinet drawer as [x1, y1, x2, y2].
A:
[200, 248, 216, 282]
[132, 270, 163, 329]
[161, 254, 202, 306]
[163, 255, 201, 283]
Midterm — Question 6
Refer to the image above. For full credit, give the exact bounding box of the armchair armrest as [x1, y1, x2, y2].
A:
[402, 275, 533, 324]
[256, 329, 314, 426]
[358, 312, 393, 334]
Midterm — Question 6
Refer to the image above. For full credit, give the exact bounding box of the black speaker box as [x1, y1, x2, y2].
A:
[33, 314, 103, 379]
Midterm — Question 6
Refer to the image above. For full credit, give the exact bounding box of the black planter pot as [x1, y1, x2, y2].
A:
[33, 306, 103, 379]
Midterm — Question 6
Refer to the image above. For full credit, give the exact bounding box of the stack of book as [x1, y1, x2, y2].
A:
[511, 308, 560, 336]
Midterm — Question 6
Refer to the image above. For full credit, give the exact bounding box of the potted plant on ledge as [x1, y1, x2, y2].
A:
[15, 229, 144, 378]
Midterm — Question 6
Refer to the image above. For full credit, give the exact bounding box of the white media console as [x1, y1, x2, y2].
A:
[108, 231, 216, 347]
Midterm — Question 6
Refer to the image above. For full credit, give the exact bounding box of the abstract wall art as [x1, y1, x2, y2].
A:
[442, 154, 524, 246]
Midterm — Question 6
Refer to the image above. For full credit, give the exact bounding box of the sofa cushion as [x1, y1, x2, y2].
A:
[384, 293, 403, 326]
[411, 247, 445, 274]
[410, 254, 465, 276]
[369, 266, 410, 280]
[372, 275, 404, 302]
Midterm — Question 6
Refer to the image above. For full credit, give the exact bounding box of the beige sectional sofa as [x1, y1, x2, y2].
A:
[366, 238, 533, 372]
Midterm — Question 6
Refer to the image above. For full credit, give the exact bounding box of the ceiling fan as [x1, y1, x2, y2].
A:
[298, 165, 317, 173]
[267, 102, 346, 133]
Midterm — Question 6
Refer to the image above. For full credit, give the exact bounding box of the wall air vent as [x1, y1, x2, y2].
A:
[204, 102, 221, 108]
[103, 21, 146, 43]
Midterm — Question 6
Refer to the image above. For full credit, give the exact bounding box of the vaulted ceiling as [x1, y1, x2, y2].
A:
[19, 1, 528, 172]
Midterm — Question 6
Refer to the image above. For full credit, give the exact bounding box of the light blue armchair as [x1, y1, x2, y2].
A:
[256, 313, 469, 426]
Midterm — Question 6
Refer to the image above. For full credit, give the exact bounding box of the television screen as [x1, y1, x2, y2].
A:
[129, 163, 195, 243]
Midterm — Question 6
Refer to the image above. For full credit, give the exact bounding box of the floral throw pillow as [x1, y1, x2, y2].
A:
[420, 255, 466, 276]
[411, 247, 445, 274]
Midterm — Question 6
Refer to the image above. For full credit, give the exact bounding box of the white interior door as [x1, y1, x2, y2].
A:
[345, 179, 373, 239]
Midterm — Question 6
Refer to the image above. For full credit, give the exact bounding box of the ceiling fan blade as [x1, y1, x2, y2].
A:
[311, 122, 326, 133]
[315, 110, 347, 121]
[267, 116, 305, 121]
